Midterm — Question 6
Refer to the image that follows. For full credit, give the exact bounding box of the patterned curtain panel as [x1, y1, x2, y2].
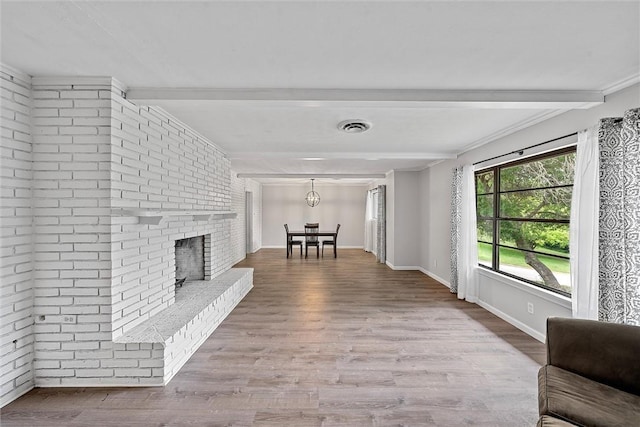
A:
[376, 185, 386, 264]
[599, 108, 640, 325]
[450, 167, 463, 293]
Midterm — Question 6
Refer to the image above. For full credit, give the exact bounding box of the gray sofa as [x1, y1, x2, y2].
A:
[537, 317, 640, 426]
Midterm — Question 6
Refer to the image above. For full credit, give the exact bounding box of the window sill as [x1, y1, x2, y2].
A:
[477, 267, 571, 309]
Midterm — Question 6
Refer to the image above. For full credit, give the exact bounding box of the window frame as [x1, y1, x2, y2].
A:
[475, 146, 576, 297]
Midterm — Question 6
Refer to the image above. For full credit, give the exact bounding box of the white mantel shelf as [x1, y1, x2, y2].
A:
[114, 208, 237, 225]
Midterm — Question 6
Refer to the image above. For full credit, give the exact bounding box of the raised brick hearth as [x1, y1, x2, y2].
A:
[115, 268, 252, 384]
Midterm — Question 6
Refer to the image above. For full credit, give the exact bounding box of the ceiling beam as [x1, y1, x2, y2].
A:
[127, 88, 604, 109]
[237, 173, 387, 179]
[227, 151, 457, 160]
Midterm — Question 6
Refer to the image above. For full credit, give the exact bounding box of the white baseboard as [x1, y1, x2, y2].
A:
[384, 264, 452, 290]
[36, 381, 163, 388]
[386, 262, 421, 271]
[420, 268, 451, 289]
[0, 384, 34, 408]
[476, 300, 545, 343]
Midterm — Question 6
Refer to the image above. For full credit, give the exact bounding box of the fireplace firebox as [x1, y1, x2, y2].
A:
[175, 235, 205, 287]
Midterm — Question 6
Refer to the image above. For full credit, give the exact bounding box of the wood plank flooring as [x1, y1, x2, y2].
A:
[1, 249, 545, 426]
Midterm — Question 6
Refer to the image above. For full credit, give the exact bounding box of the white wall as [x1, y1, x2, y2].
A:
[261, 183, 367, 248]
[418, 168, 431, 276]
[421, 165, 451, 286]
[424, 83, 640, 341]
[387, 171, 421, 269]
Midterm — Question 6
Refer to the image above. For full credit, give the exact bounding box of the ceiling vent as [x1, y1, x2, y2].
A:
[338, 120, 371, 133]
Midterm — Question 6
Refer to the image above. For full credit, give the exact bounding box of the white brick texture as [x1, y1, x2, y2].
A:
[30, 77, 115, 389]
[0, 66, 35, 407]
[230, 171, 247, 264]
[246, 179, 262, 253]
[1, 72, 255, 405]
[229, 174, 262, 264]
[109, 96, 233, 339]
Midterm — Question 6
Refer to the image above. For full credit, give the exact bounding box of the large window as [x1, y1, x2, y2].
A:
[476, 147, 576, 296]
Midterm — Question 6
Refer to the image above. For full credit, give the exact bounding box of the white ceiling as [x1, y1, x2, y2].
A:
[2, 1, 639, 183]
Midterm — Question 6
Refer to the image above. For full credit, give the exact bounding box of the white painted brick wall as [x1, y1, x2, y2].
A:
[247, 179, 262, 253]
[230, 171, 247, 264]
[0, 65, 35, 407]
[1, 72, 252, 403]
[29, 77, 114, 388]
[109, 96, 233, 339]
[229, 175, 262, 261]
[34, 77, 240, 387]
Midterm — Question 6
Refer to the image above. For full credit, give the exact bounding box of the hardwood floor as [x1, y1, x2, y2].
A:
[1, 249, 545, 426]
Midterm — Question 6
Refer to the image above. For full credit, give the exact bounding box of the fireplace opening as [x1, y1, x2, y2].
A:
[175, 235, 205, 290]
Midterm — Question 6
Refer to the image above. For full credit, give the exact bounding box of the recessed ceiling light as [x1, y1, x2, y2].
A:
[338, 120, 371, 133]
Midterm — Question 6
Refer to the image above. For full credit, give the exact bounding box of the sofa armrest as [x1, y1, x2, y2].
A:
[546, 317, 640, 395]
[538, 365, 640, 426]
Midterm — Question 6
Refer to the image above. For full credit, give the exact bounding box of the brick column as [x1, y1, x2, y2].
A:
[0, 65, 35, 406]
[31, 77, 115, 385]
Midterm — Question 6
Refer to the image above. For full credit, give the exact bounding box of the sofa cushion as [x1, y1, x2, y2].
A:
[536, 415, 578, 427]
[539, 365, 640, 426]
[546, 318, 640, 395]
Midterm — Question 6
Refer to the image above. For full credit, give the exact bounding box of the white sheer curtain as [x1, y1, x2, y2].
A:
[457, 165, 479, 302]
[570, 127, 599, 320]
[364, 189, 376, 253]
[450, 164, 478, 302]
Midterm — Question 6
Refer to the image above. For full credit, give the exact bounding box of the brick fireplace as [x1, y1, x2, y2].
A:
[22, 76, 253, 388]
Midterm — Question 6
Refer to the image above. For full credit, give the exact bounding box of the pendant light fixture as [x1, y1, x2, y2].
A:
[305, 178, 320, 207]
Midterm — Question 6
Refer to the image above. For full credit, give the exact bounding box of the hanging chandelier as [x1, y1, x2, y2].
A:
[305, 178, 320, 207]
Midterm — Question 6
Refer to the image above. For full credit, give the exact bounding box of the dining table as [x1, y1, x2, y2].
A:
[286, 230, 338, 258]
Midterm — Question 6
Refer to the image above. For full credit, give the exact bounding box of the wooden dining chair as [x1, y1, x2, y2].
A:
[322, 224, 341, 258]
[304, 223, 320, 258]
[284, 224, 302, 258]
